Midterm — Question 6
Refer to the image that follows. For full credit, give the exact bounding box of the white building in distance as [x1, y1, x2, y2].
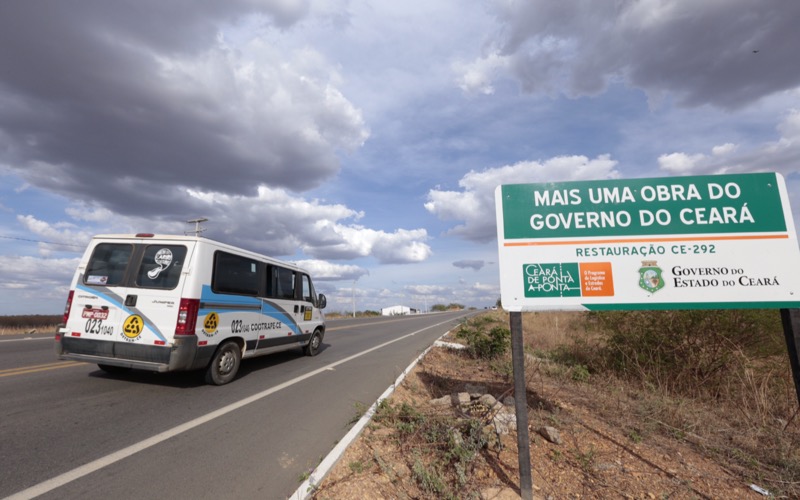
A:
[380, 305, 418, 316]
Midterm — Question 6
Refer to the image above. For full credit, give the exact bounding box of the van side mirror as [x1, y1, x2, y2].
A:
[318, 294, 327, 309]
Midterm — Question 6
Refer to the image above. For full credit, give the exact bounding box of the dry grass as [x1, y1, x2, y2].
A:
[511, 310, 800, 497]
[0, 325, 54, 336]
[0, 315, 60, 336]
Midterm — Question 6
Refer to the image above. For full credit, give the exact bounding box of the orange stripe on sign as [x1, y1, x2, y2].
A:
[504, 234, 789, 247]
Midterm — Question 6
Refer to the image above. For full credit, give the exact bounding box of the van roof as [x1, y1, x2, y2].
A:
[89, 234, 310, 273]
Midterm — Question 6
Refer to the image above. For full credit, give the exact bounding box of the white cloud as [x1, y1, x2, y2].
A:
[453, 53, 509, 95]
[125, 185, 430, 264]
[657, 152, 706, 174]
[15, 183, 432, 266]
[657, 109, 800, 177]
[291, 259, 369, 281]
[712, 143, 738, 156]
[16, 215, 94, 252]
[405, 284, 451, 296]
[425, 154, 619, 242]
[0, 255, 78, 311]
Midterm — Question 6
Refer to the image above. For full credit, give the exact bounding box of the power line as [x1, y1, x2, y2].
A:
[0, 235, 85, 249]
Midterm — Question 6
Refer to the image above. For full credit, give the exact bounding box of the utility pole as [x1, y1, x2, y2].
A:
[352, 280, 356, 318]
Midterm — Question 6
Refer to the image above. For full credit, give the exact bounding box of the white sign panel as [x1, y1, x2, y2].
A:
[495, 173, 800, 311]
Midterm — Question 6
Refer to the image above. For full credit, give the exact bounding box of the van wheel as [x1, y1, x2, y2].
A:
[304, 329, 323, 356]
[205, 341, 241, 385]
[98, 364, 131, 374]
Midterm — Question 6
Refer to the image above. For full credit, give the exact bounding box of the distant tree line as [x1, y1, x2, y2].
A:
[0, 315, 62, 328]
[431, 303, 465, 312]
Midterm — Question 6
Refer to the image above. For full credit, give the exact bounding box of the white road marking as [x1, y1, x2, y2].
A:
[5, 315, 465, 500]
[0, 337, 51, 343]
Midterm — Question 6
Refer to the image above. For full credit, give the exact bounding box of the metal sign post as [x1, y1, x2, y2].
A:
[510, 311, 533, 500]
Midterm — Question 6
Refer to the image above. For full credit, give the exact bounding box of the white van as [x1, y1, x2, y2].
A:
[55, 233, 327, 385]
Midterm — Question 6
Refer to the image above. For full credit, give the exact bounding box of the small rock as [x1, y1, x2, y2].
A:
[430, 395, 451, 407]
[493, 410, 517, 435]
[481, 486, 520, 499]
[454, 392, 471, 406]
[538, 426, 562, 445]
[480, 486, 520, 499]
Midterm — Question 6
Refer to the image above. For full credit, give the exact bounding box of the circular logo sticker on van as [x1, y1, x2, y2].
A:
[122, 314, 144, 341]
[147, 248, 174, 279]
[203, 312, 219, 336]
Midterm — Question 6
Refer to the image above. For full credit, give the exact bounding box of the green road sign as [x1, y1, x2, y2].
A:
[495, 172, 800, 311]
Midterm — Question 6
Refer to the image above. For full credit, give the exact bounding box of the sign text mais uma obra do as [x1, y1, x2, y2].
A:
[501, 173, 786, 240]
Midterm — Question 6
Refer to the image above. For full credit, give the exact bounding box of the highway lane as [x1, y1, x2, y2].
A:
[0, 311, 474, 499]
[0, 334, 64, 373]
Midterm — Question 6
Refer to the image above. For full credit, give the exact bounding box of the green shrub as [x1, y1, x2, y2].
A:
[456, 320, 510, 360]
[584, 309, 783, 398]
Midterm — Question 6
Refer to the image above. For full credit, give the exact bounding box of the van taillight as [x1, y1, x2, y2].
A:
[63, 290, 74, 324]
[175, 298, 199, 336]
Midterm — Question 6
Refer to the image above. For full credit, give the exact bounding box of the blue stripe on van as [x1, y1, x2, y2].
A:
[260, 301, 300, 335]
[74, 282, 168, 342]
[199, 286, 300, 335]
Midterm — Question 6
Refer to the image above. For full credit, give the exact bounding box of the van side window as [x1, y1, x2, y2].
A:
[266, 265, 295, 300]
[135, 245, 187, 289]
[301, 274, 316, 304]
[212, 251, 259, 296]
[84, 243, 134, 286]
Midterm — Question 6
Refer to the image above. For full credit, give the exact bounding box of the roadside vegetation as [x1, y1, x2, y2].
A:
[314, 309, 800, 498]
[0, 314, 61, 335]
[536, 308, 800, 495]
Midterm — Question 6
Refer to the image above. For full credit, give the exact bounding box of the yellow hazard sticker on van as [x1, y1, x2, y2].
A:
[304, 308, 313, 321]
[122, 314, 144, 341]
[203, 312, 219, 336]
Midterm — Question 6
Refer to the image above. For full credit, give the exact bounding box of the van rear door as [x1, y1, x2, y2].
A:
[65, 240, 196, 345]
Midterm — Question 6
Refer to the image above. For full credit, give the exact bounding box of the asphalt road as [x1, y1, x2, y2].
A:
[0, 310, 475, 500]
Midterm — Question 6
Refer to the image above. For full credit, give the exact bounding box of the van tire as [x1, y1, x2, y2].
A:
[205, 341, 241, 385]
[304, 329, 323, 356]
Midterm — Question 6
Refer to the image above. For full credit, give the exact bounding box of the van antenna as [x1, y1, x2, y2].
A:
[185, 218, 208, 236]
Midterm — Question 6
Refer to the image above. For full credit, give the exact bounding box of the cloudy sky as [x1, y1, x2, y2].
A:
[1, 0, 799, 315]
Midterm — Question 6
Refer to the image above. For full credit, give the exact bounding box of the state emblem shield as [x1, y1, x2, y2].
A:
[638, 260, 664, 293]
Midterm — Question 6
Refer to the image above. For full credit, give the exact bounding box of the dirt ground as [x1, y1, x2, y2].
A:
[311, 339, 770, 499]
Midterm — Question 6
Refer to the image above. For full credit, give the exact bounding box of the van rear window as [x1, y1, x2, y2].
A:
[135, 245, 187, 289]
[85, 243, 134, 286]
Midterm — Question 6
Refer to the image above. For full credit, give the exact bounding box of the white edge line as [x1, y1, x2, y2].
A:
[0, 337, 52, 343]
[290, 322, 466, 500]
[4, 314, 467, 500]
